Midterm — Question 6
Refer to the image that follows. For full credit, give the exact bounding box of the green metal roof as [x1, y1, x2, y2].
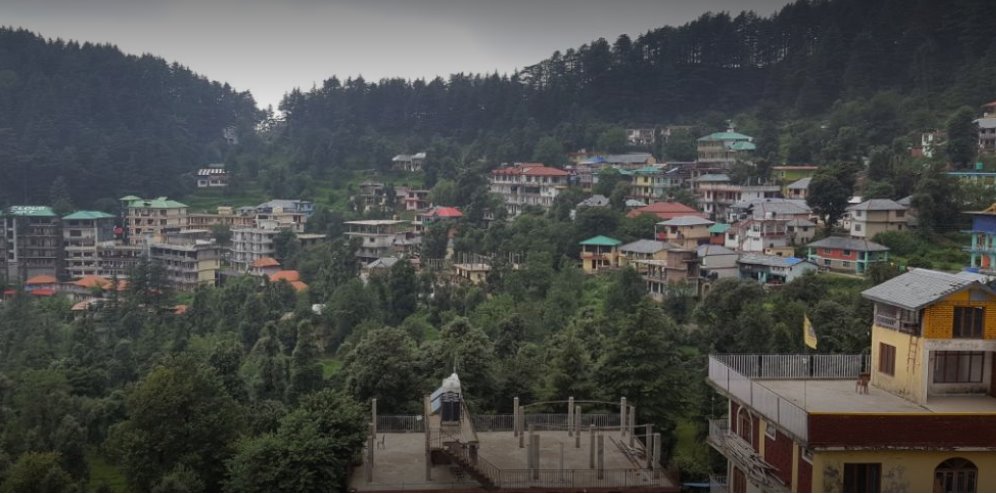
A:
[63, 210, 115, 220]
[119, 195, 141, 201]
[632, 166, 664, 174]
[4, 206, 56, 217]
[579, 235, 622, 247]
[127, 197, 188, 209]
[708, 223, 731, 234]
[698, 131, 752, 142]
[729, 141, 756, 151]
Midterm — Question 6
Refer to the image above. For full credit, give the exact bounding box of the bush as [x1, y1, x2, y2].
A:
[872, 230, 920, 257]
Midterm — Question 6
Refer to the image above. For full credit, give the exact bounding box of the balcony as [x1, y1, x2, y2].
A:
[709, 474, 728, 493]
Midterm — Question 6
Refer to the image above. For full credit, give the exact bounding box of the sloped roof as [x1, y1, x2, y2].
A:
[846, 199, 907, 211]
[580, 235, 622, 247]
[861, 268, 995, 311]
[708, 223, 731, 234]
[697, 244, 736, 256]
[807, 236, 889, 252]
[698, 131, 753, 142]
[4, 206, 56, 217]
[734, 198, 812, 219]
[197, 168, 227, 176]
[74, 275, 114, 289]
[25, 274, 57, 284]
[252, 257, 281, 268]
[628, 201, 700, 216]
[63, 210, 115, 220]
[787, 177, 812, 189]
[625, 199, 647, 207]
[128, 197, 188, 209]
[491, 163, 569, 177]
[897, 195, 913, 207]
[119, 195, 141, 201]
[620, 239, 670, 254]
[578, 195, 611, 208]
[604, 153, 654, 164]
[728, 141, 756, 151]
[366, 257, 399, 269]
[269, 270, 301, 282]
[427, 206, 463, 218]
[738, 254, 807, 268]
[659, 216, 715, 227]
[289, 281, 309, 292]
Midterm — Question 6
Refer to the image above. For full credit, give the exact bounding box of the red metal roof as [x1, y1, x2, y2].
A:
[75, 275, 113, 289]
[491, 163, 569, 177]
[25, 274, 57, 285]
[30, 288, 55, 296]
[269, 270, 301, 282]
[429, 206, 463, 218]
[252, 257, 281, 268]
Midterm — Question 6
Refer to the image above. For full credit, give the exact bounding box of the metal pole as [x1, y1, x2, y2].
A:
[371, 398, 377, 437]
[629, 406, 636, 447]
[366, 424, 374, 482]
[597, 434, 604, 480]
[620, 396, 627, 435]
[575, 405, 582, 448]
[424, 394, 431, 481]
[513, 396, 520, 437]
[559, 442, 565, 482]
[652, 433, 661, 471]
[589, 424, 595, 469]
[645, 423, 653, 469]
[532, 433, 540, 480]
[568, 396, 574, 437]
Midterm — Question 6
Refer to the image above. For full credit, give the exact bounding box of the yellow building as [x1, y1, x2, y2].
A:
[579, 235, 622, 274]
[126, 197, 189, 245]
[655, 216, 714, 250]
[706, 268, 996, 493]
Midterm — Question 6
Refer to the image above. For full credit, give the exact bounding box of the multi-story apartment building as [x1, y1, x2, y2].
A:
[254, 199, 313, 231]
[125, 197, 189, 245]
[807, 236, 890, 274]
[1, 206, 63, 283]
[707, 268, 996, 493]
[489, 163, 569, 216]
[977, 101, 996, 154]
[187, 206, 256, 230]
[96, 242, 144, 279]
[845, 199, 908, 239]
[655, 216, 714, 250]
[62, 211, 116, 279]
[633, 248, 699, 301]
[149, 230, 220, 292]
[230, 220, 287, 272]
[629, 166, 671, 202]
[692, 175, 780, 220]
[344, 220, 412, 263]
[196, 167, 229, 188]
[697, 129, 755, 164]
[579, 235, 623, 274]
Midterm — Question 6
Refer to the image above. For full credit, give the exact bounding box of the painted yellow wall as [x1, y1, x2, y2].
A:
[922, 289, 996, 340]
[812, 450, 996, 493]
[871, 325, 926, 403]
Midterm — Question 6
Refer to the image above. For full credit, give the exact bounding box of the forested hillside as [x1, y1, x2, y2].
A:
[0, 28, 260, 208]
[272, 0, 996, 180]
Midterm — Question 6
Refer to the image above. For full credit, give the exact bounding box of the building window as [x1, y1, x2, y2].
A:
[855, 224, 863, 232]
[933, 351, 985, 383]
[878, 343, 896, 376]
[764, 424, 776, 440]
[824, 259, 831, 266]
[934, 458, 977, 493]
[843, 261, 852, 268]
[843, 463, 881, 493]
[896, 210, 905, 218]
[953, 306, 984, 338]
[843, 249, 852, 256]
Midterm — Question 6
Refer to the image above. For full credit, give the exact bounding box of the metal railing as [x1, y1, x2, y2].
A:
[376, 415, 425, 433]
[709, 474, 728, 493]
[708, 356, 812, 441]
[472, 413, 620, 432]
[497, 468, 670, 490]
[444, 440, 501, 487]
[711, 354, 868, 379]
[707, 418, 729, 448]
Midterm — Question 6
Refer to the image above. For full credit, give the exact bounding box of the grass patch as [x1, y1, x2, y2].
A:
[180, 183, 269, 212]
[319, 357, 343, 379]
[86, 451, 127, 492]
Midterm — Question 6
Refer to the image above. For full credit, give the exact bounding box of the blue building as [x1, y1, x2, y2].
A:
[965, 203, 996, 273]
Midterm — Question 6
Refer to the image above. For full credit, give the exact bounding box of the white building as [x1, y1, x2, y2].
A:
[344, 220, 412, 263]
[230, 220, 287, 272]
[196, 167, 229, 188]
[489, 163, 570, 216]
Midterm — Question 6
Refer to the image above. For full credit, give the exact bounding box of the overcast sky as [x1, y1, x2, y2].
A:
[1, 0, 792, 109]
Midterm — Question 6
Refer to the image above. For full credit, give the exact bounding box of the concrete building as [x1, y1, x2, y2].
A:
[629, 165, 670, 202]
[771, 165, 818, 185]
[626, 201, 705, 221]
[706, 269, 996, 492]
[62, 211, 116, 279]
[697, 129, 755, 164]
[125, 197, 189, 245]
[692, 175, 780, 220]
[489, 163, 570, 216]
[697, 244, 739, 281]
[966, 203, 996, 274]
[96, 242, 144, 279]
[1, 206, 63, 283]
[196, 166, 229, 188]
[453, 263, 491, 284]
[579, 235, 622, 274]
[345, 220, 412, 263]
[392, 152, 426, 172]
[230, 221, 286, 272]
[634, 248, 699, 301]
[785, 177, 811, 200]
[619, 239, 670, 271]
[737, 254, 817, 285]
[807, 236, 890, 274]
[976, 102, 996, 154]
[149, 230, 221, 292]
[656, 216, 714, 250]
[348, 375, 676, 492]
[785, 219, 817, 246]
[187, 206, 256, 230]
[845, 199, 909, 239]
[254, 199, 313, 231]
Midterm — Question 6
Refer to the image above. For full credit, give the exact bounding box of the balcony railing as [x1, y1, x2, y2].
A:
[709, 474, 728, 493]
[708, 355, 868, 441]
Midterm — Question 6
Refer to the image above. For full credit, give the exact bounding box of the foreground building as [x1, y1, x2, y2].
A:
[1, 206, 63, 283]
[349, 374, 676, 491]
[707, 268, 996, 493]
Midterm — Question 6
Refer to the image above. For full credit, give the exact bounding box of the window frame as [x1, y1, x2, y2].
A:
[844, 463, 882, 493]
[879, 343, 896, 376]
[933, 351, 985, 383]
[952, 306, 984, 339]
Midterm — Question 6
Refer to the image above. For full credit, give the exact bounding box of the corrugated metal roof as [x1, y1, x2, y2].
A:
[659, 216, 715, 227]
[4, 206, 56, 217]
[846, 199, 906, 211]
[738, 254, 806, 268]
[63, 210, 115, 220]
[579, 235, 622, 247]
[861, 268, 994, 311]
[620, 239, 669, 254]
[807, 236, 888, 252]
